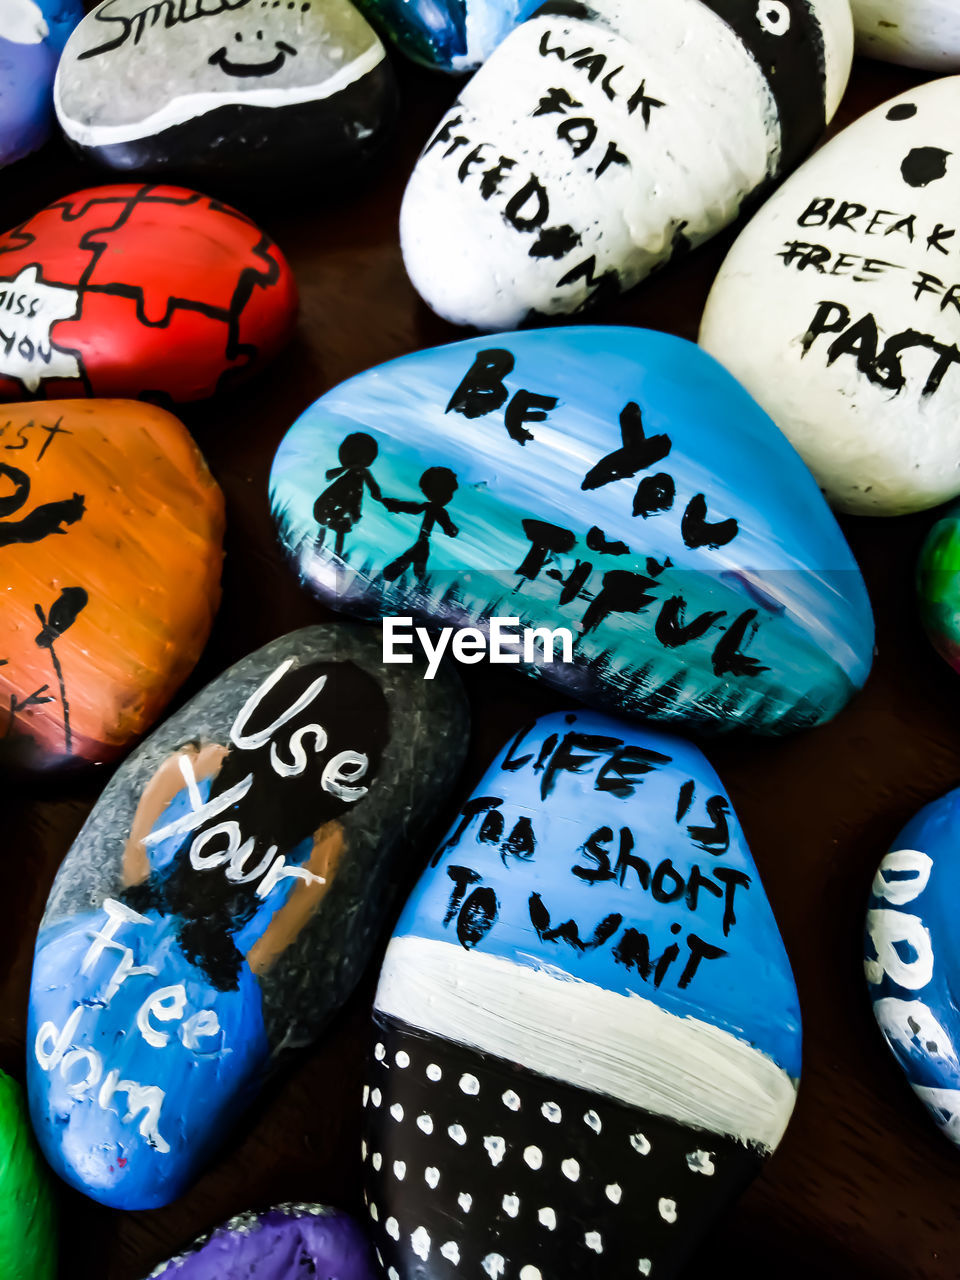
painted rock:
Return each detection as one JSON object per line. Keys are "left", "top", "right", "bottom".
{"left": 365, "top": 710, "right": 802, "bottom": 1279}
{"left": 701, "top": 79, "right": 960, "bottom": 516}
{"left": 0, "top": 184, "right": 298, "bottom": 403}
{"left": 850, "top": 1, "right": 960, "bottom": 70}
{"left": 0, "top": 0, "right": 83, "bottom": 167}
{"left": 399, "top": 0, "right": 853, "bottom": 329}
{"left": 270, "top": 327, "right": 874, "bottom": 735}
{"left": 865, "top": 787, "right": 960, "bottom": 1146}
{"left": 146, "top": 1203, "right": 378, "bottom": 1278}
{"left": 355, "top": 0, "right": 539, "bottom": 72}
{"left": 918, "top": 502, "right": 960, "bottom": 674}
{"left": 27, "top": 625, "right": 468, "bottom": 1209}
{"left": 0, "top": 1070, "right": 57, "bottom": 1280}
{"left": 55, "top": 0, "right": 397, "bottom": 184}
{"left": 0, "top": 399, "right": 223, "bottom": 771}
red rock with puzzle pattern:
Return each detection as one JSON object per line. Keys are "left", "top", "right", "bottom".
{"left": 0, "top": 184, "right": 298, "bottom": 404}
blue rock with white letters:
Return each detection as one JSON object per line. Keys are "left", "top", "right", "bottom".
{"left": 26, "top": 625, "right": 467, "bottom": 1210}
{"left": 865, "top": 788, "right": 960, "bottom": 1146}
{"left": 0, "top": 0, "right": 83, "bottom": 166}
{"left": 270, "top": 326, "right": 874, "bottom": 736}
{"left": 365, "top": 709, "right": 802, "bottom": 1279}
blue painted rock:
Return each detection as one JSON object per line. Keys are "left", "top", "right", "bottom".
{"left": 851, "top": 1, "right": 960, "bottom": 69}
{"left": 146, "top": 1204, "right": 378, "bottom": 1279}
{"left": 865, "top": 788, "right": 960, "bottom": 1145}
{"left": 27, "top": 625, "right": 468, "bottom": 1209}
{"left": 701, "top": 79, "right": 960, "bottom": 516}
{"left": 0, "top": 0, "right": 83, "bottom": 167}
{"left": 270, "top": 327, "right": 874, "bottom": 736}
{"left": 355, "top": 0, "right": 539, "bottom": 71}
{"left": 54, "top": 0, "right": 397, "bottom": 184}
{"left": 364, "top": 710, "right": 802, "bottom": 1279}
{"left": 399, "top": 0, "right": 853, "bottom": 329}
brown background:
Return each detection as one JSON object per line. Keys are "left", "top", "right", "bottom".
{"left": 1, "top": 40, "right": 957, "bottom": 1280}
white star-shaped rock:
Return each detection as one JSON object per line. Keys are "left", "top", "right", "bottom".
{"left": 0, "top": 265, "right": 80, "bottom": 392}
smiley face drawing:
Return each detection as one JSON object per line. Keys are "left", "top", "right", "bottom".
{"left": 54, "top": 0, "right": 393, "bottom": 175}
{"left": 209, "top": 7, "right": 305, "bottom": 80}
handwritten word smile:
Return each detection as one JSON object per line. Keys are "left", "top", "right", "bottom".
{"left": 79, "top": 0, "right": 253, "bottom": 60}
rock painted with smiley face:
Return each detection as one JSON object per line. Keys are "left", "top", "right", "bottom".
{"left": 399, "top": 0, "right": 853, "bottom": 329}
{"left": 364, "top": 711, "right": 802, "bottom": 1280}
{"left": 701, "top": 79, "right": 960, "bottom": 516}
{"left": 27, "top": 625, "right": 468, "bottom": 1209}
{"left": 54, "top": 0, "right": 396, "bottom": 184}
{"left": 850, "top": 1, "right": 960, "bottom": 70}
{"left": 0, "top": 0, "right": 84, "bottom": 167}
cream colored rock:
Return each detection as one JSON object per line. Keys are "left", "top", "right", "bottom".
{"left": 400, "top": 0, "right": 853, "bottom": 330}
{"left": 700, "top": 78, "right": 960, "bottom": 516}
{"left": 851, "top": 0, "right": 960, "bottom": 70}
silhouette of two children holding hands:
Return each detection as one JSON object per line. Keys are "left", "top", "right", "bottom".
{"left": 313, "top": 432, "right": 458, "bottom": 581}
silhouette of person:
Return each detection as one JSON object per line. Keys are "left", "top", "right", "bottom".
{"left": 313, "top": 433, "right": 383, "bottom": 558}
{"left": 382, "top": 467, "right": 459, "bottom": 582}
{"left": 0, "top": 461, "right": 85, "bottom": 548}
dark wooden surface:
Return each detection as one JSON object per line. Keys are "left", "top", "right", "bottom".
{"left": 2, "top": 45, "right": 958, "bottom": 1280}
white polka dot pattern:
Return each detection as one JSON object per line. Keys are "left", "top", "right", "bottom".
{"left": 364, "top": 1016, "right": 762, "bottom": 1279}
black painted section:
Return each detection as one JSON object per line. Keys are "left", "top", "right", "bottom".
{"left": 700, "top": 0, "right": 828, "bottom": 175}
{"left": 364, "top": 1013, "right": 765, "bottom": 1279}
{"left": 71, "top": 63, "right": 399, "bottom": 187}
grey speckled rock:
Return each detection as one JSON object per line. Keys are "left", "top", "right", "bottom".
{"left": 27, "top": 625, "right": 468, "bottom": 1210}
{"left": 54, "top": 0, "right": 398, "bottom": 184}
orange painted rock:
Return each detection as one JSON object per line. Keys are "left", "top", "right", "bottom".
{"left": 0, "top": 184, "right": 298, "bottom": 403}
{"left": 0, "top": 399, "right": 224, "bottom": 769}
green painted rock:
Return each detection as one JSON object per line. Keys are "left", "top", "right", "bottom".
{"left": 918, "top": 501, "right": 960, "bottom": 673}
{"left": 0, "top": 1070, "right": 57, "bottom": 1280}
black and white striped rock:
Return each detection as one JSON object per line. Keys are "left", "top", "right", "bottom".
{"left": 850, "top": 1, "right": 960, "bottom": 69}
{"left": 363, "top": 711, "right": 802, "bottom": 1279}
{"left": 54, "top": 0, "right": 397, "bottom": 184}
{"left": 700, "top": 78, "right": 960, "bottom": 515}
{"left": 399, "top": 0, "right": 853, "bottom": 329}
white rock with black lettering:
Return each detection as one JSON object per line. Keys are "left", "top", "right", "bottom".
{"left": 850, "top": 0, "right": 960, "bottom": 70}
{"left": 701, "top": 78, "right": 960, "bottom": 516}
{"left": 400, "top": 0, "right": 852, "bottom": 329}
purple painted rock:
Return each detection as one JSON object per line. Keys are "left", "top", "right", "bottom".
{"left": 0, "top": 0, "right": 84, "bottom": 167}
{"left": 146, "top": 1203, "right": 378, "bottom": 1279}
